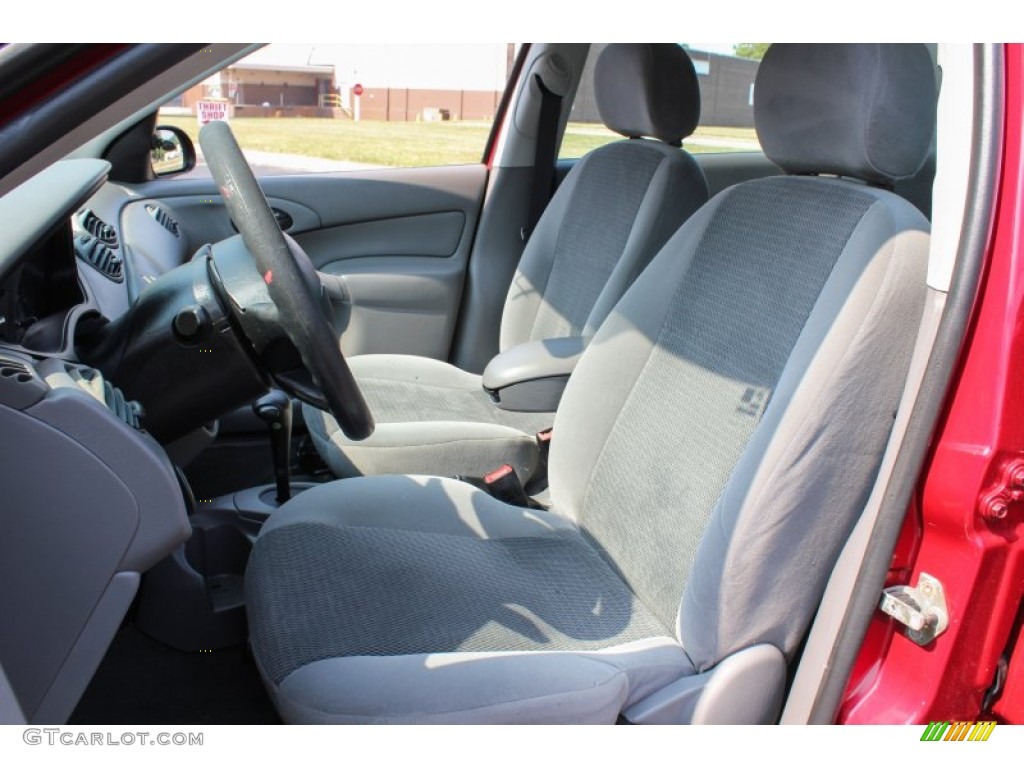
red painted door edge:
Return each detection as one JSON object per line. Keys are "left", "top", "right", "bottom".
{"left": 0, "top": 44, "right": 130, "bottom": 125}
{"left": 840, "top": 43, "right": 1024, "bottom": 724}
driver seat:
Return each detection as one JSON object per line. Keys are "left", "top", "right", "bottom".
{"left": 304, "top": 43, "right": 709, "bottom": 482}
{"left": 246, "top": 44, "right": 936, "bottom": 724}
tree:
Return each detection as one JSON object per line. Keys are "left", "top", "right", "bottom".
{"left": 734, "top": 43, "right": 771, "bottom": 61}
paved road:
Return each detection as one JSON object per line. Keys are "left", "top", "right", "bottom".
{"left": 186, "top": 148, "right": 381, "bottom": 179}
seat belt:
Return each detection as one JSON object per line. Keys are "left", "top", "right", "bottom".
{"left": 522, "top": 73, "right": 563, "bottom": 242}
{"left": 455, "top": 428, "right": 553, "bottom": 508}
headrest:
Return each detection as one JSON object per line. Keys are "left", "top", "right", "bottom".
{"left": 594, "top": 44, "right": 701, "bottom": 145}
{"left": 755, "top": 44, "right": 937, "bottom": 185}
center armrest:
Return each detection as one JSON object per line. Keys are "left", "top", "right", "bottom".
{"left": 482, "top": 336, "right": 588, "bottom": 412}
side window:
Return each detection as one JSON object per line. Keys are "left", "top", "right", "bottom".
{"left": 158, "top": 44, "right": 517, "bottom": 177}
{"left": 559, "top": 43, "right": 764, "bottom": 159}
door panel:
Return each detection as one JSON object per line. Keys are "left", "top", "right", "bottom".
{"left": 296, "top": 212, "right": 465, "bottom": 265}
{"left": 134, "top": 163, "right": 488, "bottom": 360}
{"left": 155, "top": 194, "right": 321, "bottom": 248}
{"left": 259, "top": 166, "right": 485, "bottom": 229}
{"left": 324, "top": 257, "right": 465, "bottom": 360}
{"left": 296, "top": 211, "right": 470, "bottom": 358}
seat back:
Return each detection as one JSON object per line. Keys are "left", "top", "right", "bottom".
{"left": 549, "top": 44, "right": 937, "bottom": 671}
{"left": 499, "top": 43, "right": 708, "bottom": 350}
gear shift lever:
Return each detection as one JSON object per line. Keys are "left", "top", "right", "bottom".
{"left": 252, "top": 390, "right": 293, "bottom": 504}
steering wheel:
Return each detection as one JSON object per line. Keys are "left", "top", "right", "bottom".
{"left": 198, "top": 120, "right": 374, "bottom": 440}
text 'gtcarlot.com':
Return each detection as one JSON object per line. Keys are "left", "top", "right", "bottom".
{"left": 23, "top": 729, "right": 203, "bottom": 746}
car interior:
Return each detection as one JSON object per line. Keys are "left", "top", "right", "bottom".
{"left": 0, "top": 42, "right": 983, "bottom": 724}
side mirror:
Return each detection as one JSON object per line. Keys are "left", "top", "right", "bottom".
{"left": 150, "top": 126, "right": 196, "bottom": 177}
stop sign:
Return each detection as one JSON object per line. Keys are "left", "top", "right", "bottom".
{"left": 353, "top": 83, "right": 364, "bottom": 97}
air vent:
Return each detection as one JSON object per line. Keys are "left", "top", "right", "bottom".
{"left": 78, "top": 209, "right": 119, "bottom": 247}
{"left": 0, "top": 356, "right": 32, "bottom": 381}
{"left": 145, "top": 204, "right": 180, "bottom": 237}
{"left": 75, "top": 233, "right": 124, "bottom": 283}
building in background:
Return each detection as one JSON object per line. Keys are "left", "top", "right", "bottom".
{"left": 164, "top": 43, "right": 760, "bottom": 127}
{"left": 163, "top": 44, "right": 515, "bottom": 122}
{"left": 168, "top": 61, "right": 337, "bottom": 118}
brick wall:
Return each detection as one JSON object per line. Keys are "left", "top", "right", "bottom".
{"left": 357, "top": 88, "right": 501, "bottom": 121}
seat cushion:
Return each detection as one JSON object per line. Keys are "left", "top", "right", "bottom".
{"left": 304, "top": 354, "right": 555, "bottom": 480}
{"left": 247, "top": 476, "right": 692, "bottom": 723}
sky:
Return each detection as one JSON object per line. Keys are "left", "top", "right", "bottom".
{"left": 13, "top": 0, "right": 1020, "bottom": 42}
{"left": 238, "top": 44, "right": 514, "bottom": 91}
{"left": 231, "top": 42, "right": 742, "bottom": 91}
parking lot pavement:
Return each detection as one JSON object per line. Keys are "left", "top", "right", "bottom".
{"left": 187, "top": 148, "right": 381, "bottom": 178}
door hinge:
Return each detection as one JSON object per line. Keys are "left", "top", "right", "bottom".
{"left": 978, "top": 458, "right": 1024, "bottom": 520}
{"left": 879, "top": 572, "right": 949, "bottom": 646}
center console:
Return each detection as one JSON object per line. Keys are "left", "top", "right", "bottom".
{"left": 134, "top": 480, "right": 317, "bottom": 653}
{"left": 134, "top": 390, "right": 317, "bottom": 652}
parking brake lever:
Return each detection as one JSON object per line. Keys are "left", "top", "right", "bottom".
{"left": 252, "top": 389, "right": 293, "bottom": 504}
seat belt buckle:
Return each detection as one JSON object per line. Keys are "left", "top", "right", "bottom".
{"left": 536, "top": 428, "right": 553, "bottom": 464}
{"left": 482, "top": 463, "right": 531, "bottom": 507}
{"left": 528, "top": 428, "right": 553, "bottom": 487}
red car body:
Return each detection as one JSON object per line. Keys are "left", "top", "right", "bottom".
{"left": 842, "top": 43, "right": 1024, "bottom": 724}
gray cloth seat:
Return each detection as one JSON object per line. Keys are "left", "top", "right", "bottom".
{"left": 248, "top": 475, "right": 692, "bottom": 724}
{"left": 305, "top": 43, "right": 709, "bottom": 482}
{"left": 306, "top": 355, "right": 555, "bottom": 479}
{"left": 249, "top": 44, "right": 937, "bottom": 724}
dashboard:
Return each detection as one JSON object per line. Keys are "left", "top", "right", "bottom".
{"left": 0, "top": 218, "right": 83, "bottom": 350}
{"left": 0, "top": 159, "right": 190, "bottom": 358}
{"left": 0, "top": 158, "right": 192, "bottom": 722}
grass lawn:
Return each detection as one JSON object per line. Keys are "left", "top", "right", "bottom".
{"left": 159, "top": 114, "right": 759, "bottom": 169}
{"left": 561, "top": 124, "right": 759, "bottom": 157}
